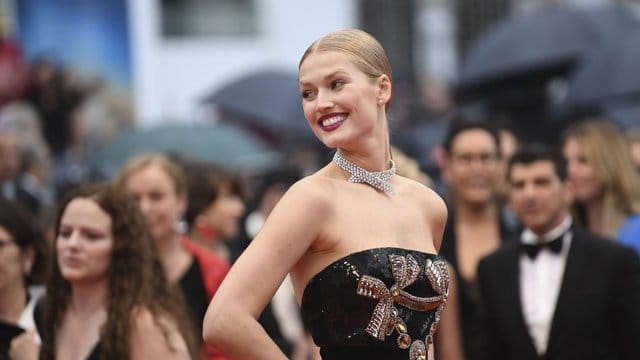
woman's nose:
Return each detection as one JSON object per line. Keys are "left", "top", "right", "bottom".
{"left": 316, "top": 90, "right": 334, "bottom": 111}
{"left": 64, "top": 231, "right": 82, "bottom": 248}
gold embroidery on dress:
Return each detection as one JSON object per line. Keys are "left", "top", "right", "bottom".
{"left": 356, "top": 254, "right": 449, "bottom": 360}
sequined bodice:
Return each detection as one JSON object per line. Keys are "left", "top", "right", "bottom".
{"left": 301, "top": 248, "right": 449, "bottom": 360}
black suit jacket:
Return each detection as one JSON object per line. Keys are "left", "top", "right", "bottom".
{"left": 478, "top": 226, "right": 640, "bottom": 360}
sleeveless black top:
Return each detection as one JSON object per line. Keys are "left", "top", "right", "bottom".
{"left": 301, "top": 248, "right": 449, "bottom": 360}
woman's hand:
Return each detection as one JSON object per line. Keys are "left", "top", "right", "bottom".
{"left": 9, "top": 330, "right": 40, "bottom": 360}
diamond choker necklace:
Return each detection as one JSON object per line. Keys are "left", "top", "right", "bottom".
{"left": 333, "top": 151, "right": 396, "bottom": 195}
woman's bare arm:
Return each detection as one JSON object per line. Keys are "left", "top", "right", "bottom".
{"left": 203, "top": 178, "right": 330, "bottom": 359}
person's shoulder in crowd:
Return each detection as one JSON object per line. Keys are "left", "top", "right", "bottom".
{"left": 182, "top": 237, "right": 230, "bottom": 297}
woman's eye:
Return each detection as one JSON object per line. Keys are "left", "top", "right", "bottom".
{"left": 301, "top": 90, "right": 315, "bottom": 100}
{"left": 59, "top": 229, "right": 72, "bottom": 238}
{"left": 578, "top": 155, "right": 589, "bottom": 165}
{"left": 149, "top": 192, "right": 164, "bottom": 202}
{"left": 331, "top": 80, "right": 345, "bottom": 89}
{"left": 85, "top": 232, "right": 104, "bottom": 241}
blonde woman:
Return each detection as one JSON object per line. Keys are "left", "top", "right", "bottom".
{"left": 204, "top": 29, "right": 449, "bottom": 359}
{"left": 561, "top": 119, "right": 640, "bottom": 254}
{"left": 115, "top": 154, "right": 230, "bottom": 359}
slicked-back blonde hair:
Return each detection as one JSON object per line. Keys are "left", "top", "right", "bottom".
{"left": 299, "top": 28, "right": 393, "bottom": 110}
{"left": 562, "top": 119, "right": 640, "bottom": 236}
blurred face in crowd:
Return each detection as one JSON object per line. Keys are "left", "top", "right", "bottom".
{"left": 0, "top": 225, "right": 33, "bottom": 294}
{"left": 202, "top": 183, "right": 246, "bottom": 240}
{"left": 629, "top": 138, "right": 640, "bottom": 170}
{"left": 0, "top": 132, "right": 21, "bottom": 181}
{"left": 445, "top": 129, "right": 500, "bottom": 206}
{"left": 508, "top": 160, "right": 571, "bottom": 236}
{"left": 562, "top": 137, "right": 604, "bottom": 204}
{"left": 122, "top": 164, "right": 185, "bottom": 243}
{"left": 57, "top": 198, "right": 113, "bottom": 284}
{"left": 499, "top": 129, "right": 518, "bottom": 164}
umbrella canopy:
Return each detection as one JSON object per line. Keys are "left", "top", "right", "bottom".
{"left": 549, "top": 5, "right": 640, "bottom": 126}
{"left": 457, "top": 4, "right": 638, "bottom": 95}
{"left": 561, "top": 26, "right": 640, "bottom": 108}
{"left": 203, "top": 69, "right": 317, "bottom": 144}
{"left": 91, "top": 123, "right": 283, "bottom": 178}
{"left": 602, "top": 101, "right": 640, "bottom": 130}
{"left": 458, "top": 5, "right": 599, "bottom": 89}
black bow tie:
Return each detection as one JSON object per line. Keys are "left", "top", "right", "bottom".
{"left": 521, "top": 235, "right": 564, "bottom": 259}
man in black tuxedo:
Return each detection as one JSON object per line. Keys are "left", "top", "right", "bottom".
{"left": 478, "top": 144, "right": 640, "bottom": 360}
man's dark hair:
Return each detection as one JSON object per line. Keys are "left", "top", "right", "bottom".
{"left": 507, "top": 143, "right": 567, "bottom": 181}
{"left": 442, "top": 114, "right": 501, "bottom": 154}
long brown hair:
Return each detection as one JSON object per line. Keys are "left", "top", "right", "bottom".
{"left": 40, "top": 183, "right": 197, "bottom": 359}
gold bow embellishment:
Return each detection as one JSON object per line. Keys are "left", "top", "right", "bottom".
{"left": 356, "top": 254, "right": 448, "bottom": 341}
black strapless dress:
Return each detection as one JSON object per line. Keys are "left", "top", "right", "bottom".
{"left": 301, "top": 248, "right": 449, "bottom": 360}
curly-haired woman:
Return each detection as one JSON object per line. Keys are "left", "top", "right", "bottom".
{"left": 20, "top": 183, "right": 197, "bottom": 359}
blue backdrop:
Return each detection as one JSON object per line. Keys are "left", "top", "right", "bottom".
{"left": 16, "top": 0, "right": 132, "bottom": 88}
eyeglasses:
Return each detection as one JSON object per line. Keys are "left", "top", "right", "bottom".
{"left": 451, "top": 152, "right": 499, "bottom": 166}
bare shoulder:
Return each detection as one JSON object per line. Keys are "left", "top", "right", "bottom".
{"left": 130, "top": 307, "right": 190, "bottom": 360}
{"left": 397, "top": 176, "right": 447, "bottom": 219}
{"left": 397, "top": 176, "right": 448, "bottom": 250}
{"left": 276, "top": 173, "right": 336, "bottom": 216}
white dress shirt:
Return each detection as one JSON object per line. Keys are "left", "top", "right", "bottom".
{"left": 17, "top": 286, "right": 45, "bottom": 343}
{"left": 519, "top": 216, "right": 573, "bottom": 355}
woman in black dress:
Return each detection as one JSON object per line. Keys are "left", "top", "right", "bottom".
{"left": 204, "top": 29, "right": 450, "bottom": 360}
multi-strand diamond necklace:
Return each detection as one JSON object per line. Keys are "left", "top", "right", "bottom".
{"left": 333, "top": 150, "right": 396, "bottom": 195}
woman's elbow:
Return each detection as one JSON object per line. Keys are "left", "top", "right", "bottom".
{"left": 203, "top": 305, "right": 224, "bottom": 346}
{"left": 202, "top": 299, "right": 237, "bottom": 347}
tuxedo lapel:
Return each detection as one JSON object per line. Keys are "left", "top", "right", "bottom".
{"left": 503, "top": 243, "right": 540, "bottom": 355}
{"left": 545, "top": 228, "right": 589, "bottom": 356}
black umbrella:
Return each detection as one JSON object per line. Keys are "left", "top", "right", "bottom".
{"left": 602, "top": 101, "right": 640, "bottom": 130}
{"left": 203, "top": 69, "right": 317, "bottom": 143}
{"left": 549, "top": 5, "right": 640, "bottom": 127}
{"left": 560, "top": 25, "right": 640, "bottom": 108}
{"left": 454, "top": 3, "right": 639, "bottom": 142}
{"left": 91, "top": 123, "right": 283, "bottom": 178}
{"left": 457, "top": 4, "right": 640, "bottom": 97}
{"left": 458, "top": 5, "right": 599, "bottom": 89}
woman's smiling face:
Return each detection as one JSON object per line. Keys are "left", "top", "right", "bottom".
{"left": 563, "top": 136, "right": 604, "bottom": 203}
{"left": 299, "top": 51, "right": 386, "bottom": 149}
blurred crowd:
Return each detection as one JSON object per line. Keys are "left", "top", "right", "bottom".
{"left": 2, "top": 13, "right": 640, "bottom": 360}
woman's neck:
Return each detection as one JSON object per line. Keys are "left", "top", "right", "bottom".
{"left": 156, "top": 232, "right": 191, "bottom": 283}
{"left": 456, "top": 200, "right": 499, "bottom": 224}
{"left": 338, "top": 117, "right": 391, "bottom": 171}
{"left": 584, "top": 197, "right": 605, "bottom": 235}
{"left": 69, "top": 279, "right": 108, "bottom": 315}
{"left": 0, "top": 281, "right": 28, "bottom": 323}
{"left": 155, "top": 232, "right": 184, "bottom": 256}
{"left": 337, "top": 145, "right": 391, "bottom": 172}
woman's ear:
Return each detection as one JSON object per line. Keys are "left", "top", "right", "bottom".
{"left": 22, "top": 246, "right": 36, "bottom": 275}
{"left": 377, "top": 74, "right": 392, "bottom": 104}
{"left": 177, "top": 194, "right": 187, "bottom": 218}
